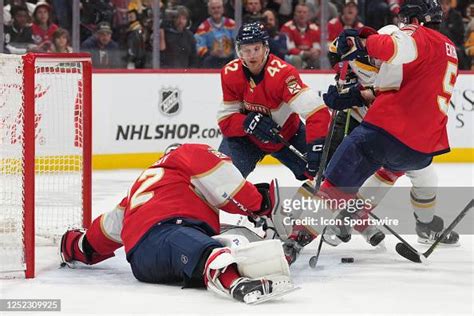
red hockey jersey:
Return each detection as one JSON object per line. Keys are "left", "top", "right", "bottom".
{"left": 364, "top": 25, "right": 459, "bottom": 155}
{"left": 327, "top": 17, "right": 364, "bottom": 41}
{"left": 113, "top": 144, "right": 265, "bottom": 253}
{"left": 217, "top": 54, "right": 329, "bottom": 152}
{"left": 280, "top": 21, "right": 321, "bottom": 55}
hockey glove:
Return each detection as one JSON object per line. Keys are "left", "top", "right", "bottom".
{"left": 336, "top": 29, "right": 367, "bottom": 61}
{"left": 243, "top": 112, "right": 281, "bottom": 144}
{"left": 306, "top": 138, "right": 324, "bottom": 179}
{"left": 323, "top": 85, "right": 365, "bottom": 110}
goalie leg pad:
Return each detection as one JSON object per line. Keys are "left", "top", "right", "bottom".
{"left": 233, "top": 239, "right": 290, "bottom": 279}
{"left": 212, "top": 233, "right": 250, "bottom": 249}
{"left": 204, "top": 241, "right": 295, "bottom": 303}
{"left": 219, "top": 225, "right": 264, "bottom": 243}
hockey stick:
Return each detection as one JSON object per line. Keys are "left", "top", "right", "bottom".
{"left": 270, "top": 108, "right": 339, "bottom": 267}
{"left": 222, "top": 179, "right": 281, "bottom": 233}
{"left": 314, "top": 59, "right": 349, "bottom": 192}
{"left": 222, "top": 192, "right": 268, "bottom": 229}
{"left": 308, "top": 110, "right": 339, "bottom": 268}
{"left": 396, "top": 199, "right": 473, "bottom": 263}
{"left": 368, "top": 212, "right": 419, "bottom": 254}
{"left": 308, "top": 61, "right": 349, "bottom": 268}
{"left": 270, "top": 129, "right": 307, "bottom": 163}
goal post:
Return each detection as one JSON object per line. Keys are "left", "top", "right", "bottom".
{"left": 0, "top": 53, "right": 92, "bottom": 278}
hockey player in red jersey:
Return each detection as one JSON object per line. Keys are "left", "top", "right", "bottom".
{"left": 317, "top": 25, "right": 459, "bottom": 248}
{"left": 275, "top": 0, "right": 460, "bottom": 261}
{"left": 217, "top": 22, "right": 330, "bottom": 181}
{"left": 60, "top": 143, "right": 295, "bottom": 304}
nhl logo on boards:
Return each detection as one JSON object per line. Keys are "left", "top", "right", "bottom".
{"left": 159, "top": 87, "right": 181, "bottom": 116}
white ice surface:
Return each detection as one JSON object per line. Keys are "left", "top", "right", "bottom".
{"left": 1, "top": 164, "right": 473, "bottom": 315}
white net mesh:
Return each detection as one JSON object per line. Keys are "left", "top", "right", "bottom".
{"left": 0, "top": 55, "right": 25, "bottom": 273}
{"left": 0, "top": 54, "right": 87, "bottom": 275}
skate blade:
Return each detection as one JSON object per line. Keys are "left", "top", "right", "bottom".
{"left": 417, "top": 237, "right": 460, "bottom": 247}
{"left": 247, "top": 286, "right": 300, "bottom": 305}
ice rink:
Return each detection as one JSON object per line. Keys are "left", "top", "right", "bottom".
{"left": 1, "top": 163, "right": 473, "bottom": 315}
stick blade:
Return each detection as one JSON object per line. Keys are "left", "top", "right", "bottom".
{"left": 395, "top": 242, "right": 422, "bottom": 263}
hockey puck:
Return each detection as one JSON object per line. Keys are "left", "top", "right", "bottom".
{"left": 341, "top": 257, "right": 354, "bottom": 263}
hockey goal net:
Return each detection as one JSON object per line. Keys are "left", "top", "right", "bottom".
{"left": 0, "top": 53, "right": 92, "bottom": 278}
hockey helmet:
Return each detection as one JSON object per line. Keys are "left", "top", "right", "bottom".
{"left": 235, "top": 22, "right": 270, "bottom": 48}
{"left": 399, "top": 0, "right": 443, "bottom": 25}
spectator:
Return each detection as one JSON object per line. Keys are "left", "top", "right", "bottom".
{"left": 80, "top": 0, "right": 116, "bottom": 42}
{"left": 266, "top": 0, "right": 293, "bottom": 26}
{"left": 439, "top": 0, "right": 470, "bottom": 69}
{"left": 51, "top": 0, "right": 72, "bottom": 31}
{"left": 125, "top": 9, "right": 149, "bottom": 69}
{"left": 161, "top": 6, "right": 198, "bottom": 68}
{"left": 262, "top": 8, "right": 289, "bottom": 60}
{"left": 31, "top": 2, "right": 58, "bottom": 52}
{"left": 194, "top": 0, "right": 236, "bottom": 68}
{"left": 327, "top": 0, "right": 363, "bottom": 41}
{"left": 280, "top": 3, "right": 321, "bottom": 69}
{"left": 243, "top": 0, "right": 264, "bottom": 23}
{"left": 176, "top": 0, "right": 210, "bottom": 32}
{"left": 49, "top": 28, "right": 73, "bottom": 53}
{"left": 4, "top": 5, "right": 34, "bottom": 54}
{"left": 457, "top": 0, "right": 472, "bottom": 20}
{"left": 3, "top": 0, "right": 35, "bottom": 26}
{"left": 111, "top": 0, "right": 130, "bottom": 28}
{"left": 81, "top": 21, "right": 122, "bottom": 68}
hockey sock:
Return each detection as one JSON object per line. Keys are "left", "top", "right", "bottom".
{"left": 355, "top": 168, "right": 404, "bottom": 232}
{"left": 212, "top": 264, "right": 241, "bottom": 289}
{"left": 411, "top": 190, "right": 436, "bottom": 224}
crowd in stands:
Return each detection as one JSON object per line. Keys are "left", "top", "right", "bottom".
{"left": 3, "top": 0, "right": 474, "bottom": 69}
